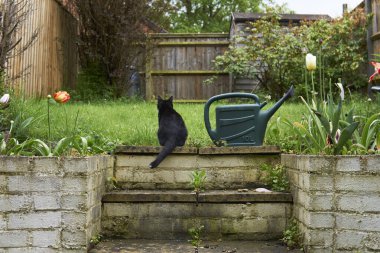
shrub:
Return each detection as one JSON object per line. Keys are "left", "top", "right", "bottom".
{"left": 212, "top": 7, "right": 369, "bottom": 98}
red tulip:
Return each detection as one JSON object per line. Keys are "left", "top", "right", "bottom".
{"left": 53, "top": 91, "right": 70, "bottom": 103}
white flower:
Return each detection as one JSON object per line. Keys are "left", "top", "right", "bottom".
{"left": 335, "top": 83, "right": 344, "bottom": 101}
{"left": 0, "top": 94, "right": 10, "bottom": 104}
{"left": 306, "top": 53, "right": 317, "bottom": 71}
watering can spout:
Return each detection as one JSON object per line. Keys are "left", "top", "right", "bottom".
{"left": 263, "top": 85, "right": 294, "bottom": 120}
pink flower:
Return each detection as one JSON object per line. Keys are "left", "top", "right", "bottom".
{"left": 53, "top": 91, "right": 70, "bottom": 103}
{"left": 369, "top": 62, "right": 380, "bottom": 82}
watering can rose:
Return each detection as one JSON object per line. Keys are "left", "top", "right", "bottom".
{"left": 53, "top": 91, "right": 70, "bottom": 103}
{"left": 306, "top": 53, "right": 316, "bottom": 71}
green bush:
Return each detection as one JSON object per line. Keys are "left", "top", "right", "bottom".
{"left": 212, "top": 7, "right": 368, "bottom": 98}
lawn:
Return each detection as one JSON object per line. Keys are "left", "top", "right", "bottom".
{"left": 6, "top": 95, "right": 378, "bottom": 150}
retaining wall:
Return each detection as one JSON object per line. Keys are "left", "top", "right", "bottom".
{"left": 282, "top": 154, "right": 380, "bottom": 253}
{"left": 0, "top": 155, "right": 114, "bottom": 252}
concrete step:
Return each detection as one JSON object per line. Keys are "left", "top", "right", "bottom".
{"left": 101, "top": 189, "right": 292, "bottom": 241}
{"left": 114, "top": 146, "right": 281, "bottom": 190}
{"left": 89, "top": 239, "right": 303, "bottom": 253}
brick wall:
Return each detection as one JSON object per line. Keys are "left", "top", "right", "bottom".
{"left": 0, "top": 155, "right": 113, "bottom": 252}
{"left": 282, "top": 154, "right": 380, "bottom": 253}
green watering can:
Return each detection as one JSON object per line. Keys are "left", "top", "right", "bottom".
{"left": 204, "top": 86, "right": 294, "bottom": 146}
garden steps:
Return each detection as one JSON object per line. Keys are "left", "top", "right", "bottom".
{"left": 101, "top": 146, "right": 291, "bottom": 242}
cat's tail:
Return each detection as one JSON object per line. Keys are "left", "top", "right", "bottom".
{"left": 149, "top": 140, "right": 176, "bottom": 169}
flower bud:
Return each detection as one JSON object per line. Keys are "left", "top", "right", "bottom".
{"left": 306, "top": 53, "right": 317, "bottom": 71}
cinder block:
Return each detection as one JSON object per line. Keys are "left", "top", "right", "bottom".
{"left": 299, "top": 156, "right": 333, "bottom": 172}
{"left": 304, "top": 212, "right": 334, "bottom": 229}
{"left": 0, "top": 156, "right": 30, "bottom": 173}
{"left": 0, "top": 231, "right": 28, "bottom": 247}
{"left": 0, "top": 175, "right": 7, "bottom": 193}
{"left": 336, "top": 175, "right": 380, "bottom": 192}
{"left": 63, "top": 177, "right": 88, "bottom": 193}
{"left": 306, "top": 193, "right": 334, "bottom": 211}
{"left": 365, "top": 156, "right": 380, "bottom": 172}
{"left": 8, "top": 211, "right": 61, "bottom": 229}
{"left": 0, "top": 214, "right": 6, "bottom": 230}
{"left": 33, "top": 194, "right": 60, "bottom": 210}
{"left": 0, "top": 195, "right": 31, "bottom": 212}
{"left": 337, "top": 194, "right": 380, "bottom": 213}
{"left": 62, "top": 230, "right": 87, "bottom": 248}
{"left": 305, "top": 229, "right": 333, "bottom": 247}
{"left": 32, "top": 230, "right": 60, "bottom": 248}
{"left": 32, "top": 157, "right": 60, "bottom": 174}
{"left": 62, "top": 158, "right": 90, "bottom": 174}
{"left": 62, "top": 212, "right": 88, "bottom": 231}
{"left": 303, "top": 174, "right": 334, "bottom": 191}
{"left": 336, "top": 157, "right": 361, "bottom": 172}
{"left": 336, "top": 213, "right": 380, "bottom": 232}
{"left": 7, "top": 248, "right": 58, "bottom": 253}
{"left": 365, "top": 233, "right": 380, "bottom": 250}
{"left": 221, "top": 218, "right": 268, "bottom": 233}
{"left": 8, "top": 176, "right": 62, "bottom": 192}
{"left": 335, "top": 230, "right": 366, "bottom": 250}
{"left": 61, "top": 194, "right": 89, "bottom": 211}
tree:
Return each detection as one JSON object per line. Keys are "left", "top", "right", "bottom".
{"left": 72, "top": 0, "right": 170, "bottom": 97}
{"left": 169, "top": 0, "right": 262, "bottom": 33}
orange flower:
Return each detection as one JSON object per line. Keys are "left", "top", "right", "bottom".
{"left": 53, "top": 91, "right": 70, "bottom": 103}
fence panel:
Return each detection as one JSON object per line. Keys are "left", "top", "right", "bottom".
{"left": 145, "top": 34, "right": 230, "bottom": 100}
{"left": 7, "top": 0, "right": 77, "bottom": 97}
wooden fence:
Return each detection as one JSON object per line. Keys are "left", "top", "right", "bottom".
{"left": 7, "top": 0, "right": 77, "bottom": 97}
{"left": 145, "top": 33, "right": 230, "bottom": 100}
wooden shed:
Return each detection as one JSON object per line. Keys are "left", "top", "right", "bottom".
{"left": 229, "top": 13, "right": 332, "bottom": 93}
{"left": 6, "top": 0, "right": 78, "bottom": 97}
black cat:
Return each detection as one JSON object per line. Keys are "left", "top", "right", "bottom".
{"left": 149, "top": 96, "right": 188, "bottom": 168}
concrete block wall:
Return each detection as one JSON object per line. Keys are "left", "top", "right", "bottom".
{"left": 282, "top": 154, "right": 380, "bottom": 253}
{"left": 0, "top": 155, "right": 113, "bottom": 252}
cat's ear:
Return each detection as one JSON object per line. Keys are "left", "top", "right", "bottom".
{"left": 158, "top": 96, "right": 163, "bottom": 101}
{"left": 169, "top": 96, "right": 173, "bottom": 103}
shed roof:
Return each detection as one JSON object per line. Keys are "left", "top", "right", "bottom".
{"left": 232, "top": 12, "right": 332, "bottom": 24}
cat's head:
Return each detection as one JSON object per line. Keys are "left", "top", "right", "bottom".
{"left": 157, "top": 96, "right": 173, "bottom": 110}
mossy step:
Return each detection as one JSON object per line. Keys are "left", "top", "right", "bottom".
{"left": 114, "top": 145, "right": 281, "bottom": 155}
{"left": 103, "top": 189, "right": 292, "bottom": 203}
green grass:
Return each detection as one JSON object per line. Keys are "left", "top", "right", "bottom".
{"left": 5, "top": 96, "right": 379, "bottom": 148}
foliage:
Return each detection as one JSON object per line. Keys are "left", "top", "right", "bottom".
{"left": 72, "top": 0, "right": 169, "bottom": 97}
{"left": 281, "top": 219, "right": 302, "bottom": 250}
{"left": 168, "top": 0, "right": 261, "bottom": 33}
{"left": 211, "top": 7, "right": 369, "bottom": 98}
{"left": 188, "top": 224, "right": 204, "bottom": 253}
{"left": 260, "top": 164, "right": 289, "bottom": 192}
{"left": 190, "top": 169, "right": 206, "bottom": 193}
{"left": 71, "top": 62, "right": 113, "bottom": 101}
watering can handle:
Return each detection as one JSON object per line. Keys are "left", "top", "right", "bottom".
{"left": 204, "top": 93, "right": 260, "bottom": 144}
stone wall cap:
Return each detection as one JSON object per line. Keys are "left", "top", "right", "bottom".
{"left": 103, "top": 189, "right": 292, "bottom": 203}
{"left": 115, "top": 145, "right": 280, "bottom": 155}
{"left": 199, "top": 146, "right": 280, "bottom": 155}
{"left": 115, "top": 146, "right": 198, "bottom": 154}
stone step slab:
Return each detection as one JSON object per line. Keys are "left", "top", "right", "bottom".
{"left": 101, "top": 189, "right": 292, "bottom": 241}
{"left": 114, "top": 146, "right": 281, "bottom": 190}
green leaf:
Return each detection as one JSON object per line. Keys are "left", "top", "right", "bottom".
{"left": 334, "top": 121, "right": 359, "bottom": 155}
{"left": 53, "top": 137, "right": 72, "bottom": 156}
